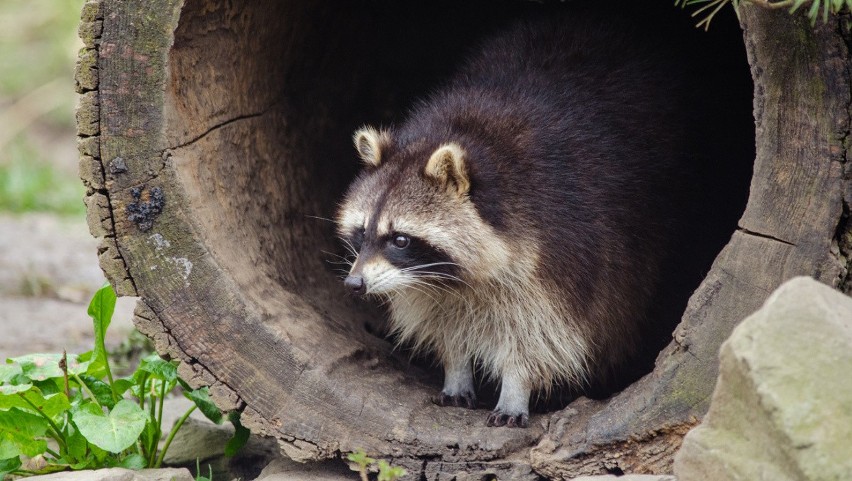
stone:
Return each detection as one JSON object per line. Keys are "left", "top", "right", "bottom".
{"left": 24, "top": 467, "right": 193, "bottom": 481}
{"left": 674, "top": 276, "right": 852, "bottom": 481}
{"left": 159, "top": 396, "right": 281, "bottom": 481}
{"left": 254, "top": 457, "right": 355, "bottom": 481}
{"left": 570, "top": 476, "right": 676, "bottom": 481}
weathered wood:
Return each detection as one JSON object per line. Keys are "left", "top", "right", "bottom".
{"left": 78, "top": 0, "right": 851, "bottom": 478}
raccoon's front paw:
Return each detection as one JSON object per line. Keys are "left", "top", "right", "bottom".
{"left": 432, "top": 391, "right": 477, "bottom": 409}
{"left": 486, "top": 409, "right": 529, "bottom": 428}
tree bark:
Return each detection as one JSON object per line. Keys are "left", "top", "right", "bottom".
{"left": 77, "top": 1, "right": 851, "bottom": 478}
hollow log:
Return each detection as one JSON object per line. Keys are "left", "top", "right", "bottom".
{"left": 77, "top": 0, "right": 851, "bottom": 478}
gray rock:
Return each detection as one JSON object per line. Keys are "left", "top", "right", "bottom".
{"left": 23, "top": 467, "right": 193, "bottom": 481}
{"left": 160, "top": 396, "right": 280, "bottom": 481}
{"left": 254, "top": 457, "right": 354, "bottom": 481}
{"left": 674, "top": 276, "right": 852, "bottom": 481}
{"left": 570, "top": 476, "right": 676, "bottom": 481}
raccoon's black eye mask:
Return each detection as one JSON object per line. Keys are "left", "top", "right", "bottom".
{"left": 349, "top": 227, "right": 365, "bottom": 252}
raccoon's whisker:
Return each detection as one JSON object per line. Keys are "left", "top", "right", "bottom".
{"left": 415, "top": 271, "right": 473, "bottom": 290}
{"left": 305, "top": 214, "right": 336, "bottom": 224}
{"left": 322, "top": 254, "right": 354, "bottom": 268}
{"left": 325, "top": 259, "right": 354, "bottom": 267}
{"left": 397, "top": 279, "right": 443, "bottom": 305}
{"left": 321, "top": 250, "right": 353, "bottom": 262}
{"left": 398, "top": 262, "right": 462, "bottom": 273}
{"left": 338, "top": 238, "right": 359, "bottom": 258}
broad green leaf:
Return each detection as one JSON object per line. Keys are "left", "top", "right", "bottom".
{"left": 64, "top": 423, "right": 89, "bottom": 465}
{"left": 87, "top": 285, "right": 116, "bottom": 375}
{"left": 112, "top": 378, "right": 134, "bottom": 398}
{"left": 79, "top": 375, "right": 116, "bottom": 409}
{"left": 119, "top": 453, "right": 147, "bottom": 469}
{"left": 185, "top": 387, "right": 222, "bottom": 424}
{"left": 0, "top": 456, "right": 22, "bottom": 478}
{"left": 2, "top": 391, "right": 70, "bottom": 422}
{"left": 225, "top": 411, "right": 249, "bottom": 457}
{"left": 9, "top": 354, "right": 62, "bottom": 381}
{"left": 137, "top": 354, "right": 178, "bottom": 382}
{"left": 0, "top": 408, "right": 49, "bottom": 458}
{"left": 9, "top": 353, "right": 91, "bottom": 382}
{"left": 0, "top": 383, "right": 32, "bottom": 395}
{"left": 140, "top": 417, "right": 159, "bottom": 457}
{"left": 0, "top": 363, "right": 22, "bottom": 384}
{"left": 72, "top": 399, "right": 148, "bottom": 453}
{"left": 32, "top": 379, "right": 61, "bottom": 396}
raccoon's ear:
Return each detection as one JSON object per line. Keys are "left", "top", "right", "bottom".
{"left": 353, "top": 126, "right": 390, "bottom": 167}
{"left": 425, "top": 143, "right": 470, "bottom": 196}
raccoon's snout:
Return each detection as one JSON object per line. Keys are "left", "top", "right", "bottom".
{"left": 344, "top": 275, "right": 366, "bottom": 296}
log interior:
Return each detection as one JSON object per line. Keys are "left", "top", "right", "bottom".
{"left": 100, "top": 0, "right": 761, "bottom": 468}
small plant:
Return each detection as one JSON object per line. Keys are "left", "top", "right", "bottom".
{"left": 194, "top": 459, "right": 214, "bottom": 481}
{"left": 347, "top": 450, "right": 407, "bottom": 481}
{"left": 0, "top": 285, "right": 249, "bottom": 479}
{"left": 676, "top": 0, "right": 852, "bottom": 30}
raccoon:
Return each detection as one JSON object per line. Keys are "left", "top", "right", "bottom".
{"left": 336, "top": 12, "right": 702, "bottom": 428}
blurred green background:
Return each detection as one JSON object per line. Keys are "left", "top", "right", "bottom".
{"left": 0, "top": 0, "right": 87, "bottom": 216}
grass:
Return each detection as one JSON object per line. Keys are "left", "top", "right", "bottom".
{"left": 0, "top": 0, "right": 87, "bottom": 217}
{"left": 0, "top": 137, "right": 85, "bottom": 216}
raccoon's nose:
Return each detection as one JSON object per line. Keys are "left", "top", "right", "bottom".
{"left": 344, "top": 275, "right": 366, "bottom": 295}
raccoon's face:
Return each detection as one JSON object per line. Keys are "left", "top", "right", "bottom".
{"left": 336, "top": 127, "right": 510, "bottom": 296}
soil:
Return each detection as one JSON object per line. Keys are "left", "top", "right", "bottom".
{"left": 0, "top": 212, "right": 136, "bottom": 360}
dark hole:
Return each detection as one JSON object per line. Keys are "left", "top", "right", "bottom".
{"left": 318, "top": 0, "right": 754, "bottom": 402}
{"left": 607, "top": 466, "right": 626, "bottom": 476}
{"left": 323, "top": 0, "right": 750, "bottom": 401}
{"left": 169, "top": 0, "right": 753, "bottom": 414}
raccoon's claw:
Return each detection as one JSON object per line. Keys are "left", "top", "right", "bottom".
{"left": 486, "top": 410, "right": 529, "bottom": 428}
{"left": 432, "top": 391, "right": 477, "bottom": 409}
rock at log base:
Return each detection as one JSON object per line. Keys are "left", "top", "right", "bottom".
{"left": 77, "top": 0, "right": 852, "bottom": 478}
{"left": 674, "top": 277, "right": 852, "bottom": 481}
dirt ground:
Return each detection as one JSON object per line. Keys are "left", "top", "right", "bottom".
{"left": 0, "top": 213, "right": 136, "bottom": 361}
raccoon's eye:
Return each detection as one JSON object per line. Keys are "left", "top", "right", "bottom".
{"left": 392, "top": 234, "right": 410, "bottom": 249}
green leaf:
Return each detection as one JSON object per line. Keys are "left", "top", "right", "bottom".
{"left": 347, "top": 450, "right": 375, "bottom": 469}
{"left": 0, "top": 362, "right": 22, "bottom": 384}
{"left": 72, "top": 399, "right": 148, "bottom": 453}
{"left": 137, "top": 354, "right": 178, "bottom": 382}
{"left": 112, "top": 378, "right": 135, "bottom": 398}
{"left": 225, "top": 411, "right": 249, "bottom": 457}
{"left": 0, "top": 383, "right": 32, "bottom": 395}
{"left": 64, "top": 423, "right": 90, "bottom": 465}
{"left": 2, "top": 391, "right": 71, "bottom": 422}
{"left": 78, "top": 375, "right": 117, "bottom": 409}
{"left": 9, "top": 354, "right": 62, "bottom": 381}
{"left": 32, "top": 379, "right": 61, "bottom": 396}
{"left": 0, "top": 408, "right": 49, "bottom": 458}
{"left": 185, "top": 387, "right": 222, "bottom": 424}
{"left": 9, "top": 353, "right": 91, "bottom": 382}
{"left": 0, "top": 456, "right": 22, "bottom": 478}
{"left": 88, "top": 285, "right": 117, "bottom": 376}
{"left": 377, "top": 460, "right": 407, "bottom": 481}
{"left": 119, "top": 453, "right": 147, "bottom": 469}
